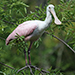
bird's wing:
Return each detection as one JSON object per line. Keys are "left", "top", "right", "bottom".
{"left": 6, "top": 21, "right": 37, "bottom": 45}
{"left": 14, "top": 21, "right": 37, "bottom": 37}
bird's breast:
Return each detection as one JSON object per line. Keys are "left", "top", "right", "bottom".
{"left": 28, "top": 28, "right": 43, "bottom": 41}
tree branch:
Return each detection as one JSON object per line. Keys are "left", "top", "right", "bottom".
{"left": 0, "top": 62, "right": 24, "bottom": 74}
{"left": 3, "top": 20, "right": 18, "bottom": 25}
{"left": 0, "top": 62, "right": 50, "bottom": 74}
{"left": 16, "top": 65, "right": 50, "bottom": 74}
{"left": 0, "top": 62, "right": 14, "bottom": 69}
{"left": 45, "top": 31, "right": 75, "bottom": 53}
{"left": 0, "top": 37, "right": 5, "bottom": 40}
{"left": 62, "top": 20, "right": 75, "bottom": 23}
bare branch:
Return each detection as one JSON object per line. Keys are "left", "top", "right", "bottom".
{"left": 45, "top": 31, "right": 75, "bottom": 53}
{"left": 31, "top": 65, "right": 50, "bottom": 74}
{"left": 0, "top": 62, "right": 50, "bottom": 74}
{"left": 62, "top": 20, "right": 75, "bottom": 23}
{"left": 0, "top": 37, "right": 5, "bottom": 40}
{"left": 3, "top": 20, "right": 18, "bottom": 25}
{"left": 16, "top": 64, "right": 50, "bottom": 74}
{"left": 0, "top": 62, "right": 24, "bottom": 74}
{"left": 0, "top": 62, "right": 14, "bottom": 69}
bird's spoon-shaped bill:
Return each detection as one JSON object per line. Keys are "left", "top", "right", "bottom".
{"left": 50, "top": 8, "right": 62, "bottom": 25}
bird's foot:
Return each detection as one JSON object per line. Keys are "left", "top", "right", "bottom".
{"left": 16, "top": 64, "right": 50, "bottom": 75}
{"left": 16, "top": 64, "right": 34, "bottom": 75}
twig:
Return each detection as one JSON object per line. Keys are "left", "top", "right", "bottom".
{"left": 16, "top": 65, "right": 28, "bottom": 73}
{"left": 0, "top": 37, "right": 5, "bottom": 40}
{"left": 62, "top": 20, "right": 75, "bottom": 23}
{"left": 30, "top": 65, "right": 50, "bottom": 74}
{"left": 0, "top": 62, "right": 24, "bottom": 74}
{"left": 16, "top": 65, "right": 50, "bottom": 74}
{"left": 45, "top": 31, "right": 75, "bottom": 53}
{"left": 28, "top": 65, "right": 34, "bottom": 75}
{"left": 0, "top": 62, "right": 14, "bottom": 69}
{"left": 3, "top": 20, "right": 18, "bottom": 25}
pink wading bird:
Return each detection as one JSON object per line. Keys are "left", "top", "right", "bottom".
{"left": 6, "top": 4, "right": 61, "bottom": 71}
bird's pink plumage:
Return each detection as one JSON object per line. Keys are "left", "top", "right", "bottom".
{"left": 6, "top": 21, "right": 37, "bottom": 45}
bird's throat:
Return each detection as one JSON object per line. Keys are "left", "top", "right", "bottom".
{"left": 45, "top": 10, "right": 52, "bottom": 25}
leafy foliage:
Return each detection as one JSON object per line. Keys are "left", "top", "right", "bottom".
{"left": 0, "top": 0, "right": 75, "bottom": 75}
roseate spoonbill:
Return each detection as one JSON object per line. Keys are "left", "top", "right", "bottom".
{"left": 6, "top": 4, "right": 61, "bottom": 65}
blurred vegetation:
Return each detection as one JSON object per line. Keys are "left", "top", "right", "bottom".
{"left": 0, "top": 0, "right": 75, "bottom": 75}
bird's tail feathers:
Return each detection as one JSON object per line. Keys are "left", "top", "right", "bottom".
{"left": 6, "top": 37, "right": 12, "bottom": 45}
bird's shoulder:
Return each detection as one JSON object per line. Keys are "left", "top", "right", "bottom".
{"left": 17, "top": 20, "right": 44, "bottom": 29}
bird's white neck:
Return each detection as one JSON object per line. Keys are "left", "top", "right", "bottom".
{"left": 37, "top": 9, "right": 52, "bottom": 33}
{"left": 44, "top": 10, "right": 52, "bottom": 26}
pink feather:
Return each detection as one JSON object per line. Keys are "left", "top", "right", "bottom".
{"left": 6, "top": 21, "right": 37, "bottom": 45}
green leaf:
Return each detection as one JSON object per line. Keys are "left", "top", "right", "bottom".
{"left": 24, "top": 7, "right": 27, "bottom": 14}
{"left": 60, "top": 0, "right": 64, "bottom": 3}
{"left": 0, "top": 71, "right": 6, "bottom": 75}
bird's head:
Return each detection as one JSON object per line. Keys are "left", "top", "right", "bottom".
{"left": 47, "top": 4, "right": 62, "bottom": 25}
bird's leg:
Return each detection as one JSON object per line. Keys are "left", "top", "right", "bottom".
{"left": 24, "top": 49, "right": 28, "bottom": 65}
{"left": 16, "top": 42, "right": 50, "bottom": 74}
{"left": 28, "top": 42, "right": 33, "bottom": 65}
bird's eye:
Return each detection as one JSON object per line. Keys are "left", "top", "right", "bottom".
{"left": 49, "top": 7, "right": 51, "bottom": 9}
